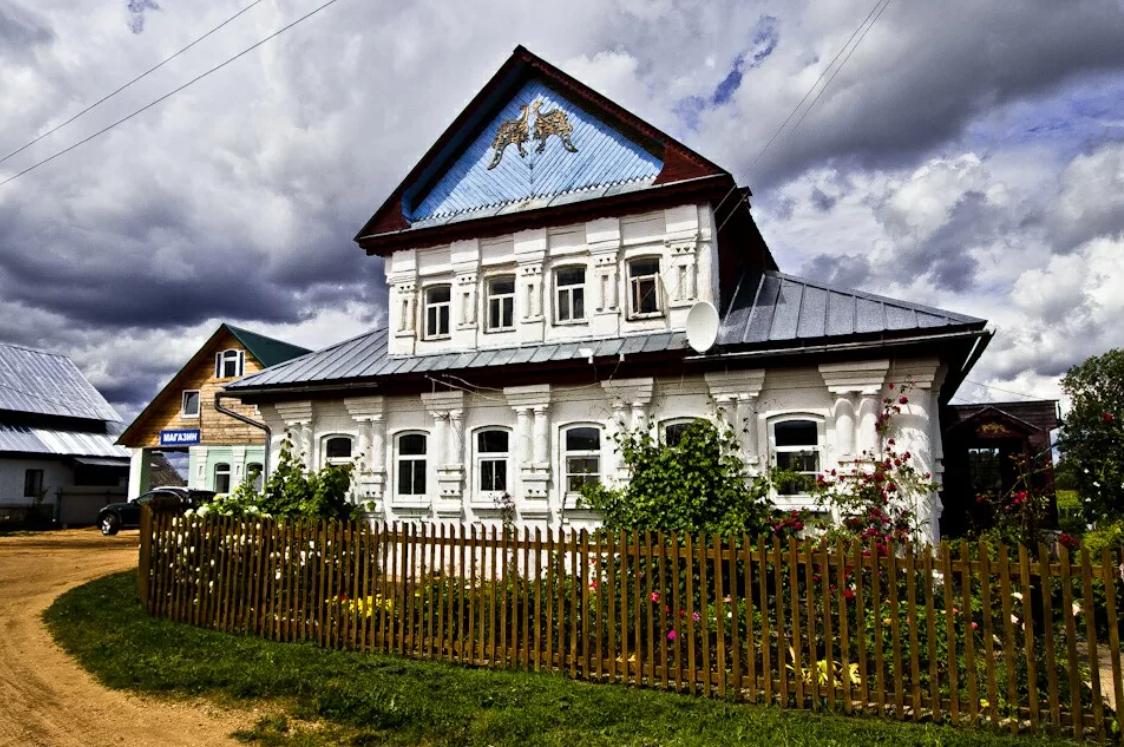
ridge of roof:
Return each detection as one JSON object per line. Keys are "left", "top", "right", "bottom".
{"left": 222, "top": 324, "right": 311, "bottom": 368}
{"left": 0, "top": 343, "right": 121, "bottom": 422}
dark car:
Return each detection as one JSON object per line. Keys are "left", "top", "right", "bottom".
{"left": 98, "top": 487, "right": 215, "bottom": 536}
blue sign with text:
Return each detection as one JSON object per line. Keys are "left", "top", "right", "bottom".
{"left": 160, "top": 429, "right": 201, "bottom": 447}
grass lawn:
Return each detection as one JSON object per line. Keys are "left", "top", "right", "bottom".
{"left": 46, "top": 572, "right": 1081, "bottom": 747}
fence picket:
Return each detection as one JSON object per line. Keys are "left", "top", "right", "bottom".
{"left": 904, "top": 543, "right": 920, "bottom": 720}
{"left": 773, "top": 535, "right": 788, "bottom": 708}
{"left": 1059, "top": 545, "right": 1083, "bottom": 740}
{"left": 835, "top": 538, "right": 851, "bottom": 714}
{"left": 979, "top": 543, "right": 999, "bottom": 728}
{"left": 1040, "top": 541, "right": 1061, "bottom": 732}
{"left": 1101, "top": 549, "right": 1124, "bottom": 724}
{"left": 803, "top": 537, "right": 818, "bottom": 711}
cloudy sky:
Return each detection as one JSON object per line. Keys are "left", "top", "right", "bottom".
{"left": 2, "top": 0, "right": 1123, "bottom": 421}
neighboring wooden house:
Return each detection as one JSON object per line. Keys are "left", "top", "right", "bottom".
{"left": 224, "top": 47, "right": 992, "bottom": 547}
{"left": 0, "top": 342, "right": 131, "bottom": 526}
{"left": 117, "top": 324, "right": 309, "bottom": 496}
{"left": 939, "top": 400, "right": 1060, "bottom": 537}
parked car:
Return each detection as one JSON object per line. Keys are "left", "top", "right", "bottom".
{"left": 98, "top": 487, "right": 215, "bottom": 536}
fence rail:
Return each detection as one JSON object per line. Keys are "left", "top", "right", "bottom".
{"left": 138, "top": 509, "right": 1124, "bottom": 740}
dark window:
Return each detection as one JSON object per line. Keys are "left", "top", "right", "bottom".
{"left": 246, "top": 462, "right": 264, "bottom": 492}
{"left": 555, "top": 267, "right": 586, "bottom": 322}
{"left": 477, "top": 429, "right": 510, "bottom": 493}
{"left": 425, "top": 285, "right": 451, "bottom": 338}
{"left": 564, "top": 427, "right": 601, "bottom": 493}
{"left": 215, "top": 350, "right": 243, "bottom": 379}
{"left": 23, "top": 469, "right": 44, "bottom": 498}
{"left": 628, "top": 258, "right": 661, "bottom": 316}
{"left": 398, "top": 434, "right": 427, "bottom": 496}
{"left": 773, "top": 419, "right": 821, "bottom": 495}
{"left": 213, "top": 462, "right": 231, "bottom": 494}
{"left": 181, "top": 390, "right": 200, "bottom": 417}
{"left": 968, "top": 447, "right": 1003, "bottom": 493}
{"left": 664, "top": 420, "right": 697, "bottom": 447}
{"left": 325, "top": 436, "right": 353, "bottom": 461}
{"left": 487, "top": 276, "right": 515, "bottom": 331}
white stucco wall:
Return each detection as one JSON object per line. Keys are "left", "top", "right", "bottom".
{"left": 0, "top": 456, "right": 72, "bottom": 506}
{"left": 384, "top": 203, "right": 718, "bottom": 356}
{"left": 255, "top": 356, "right": 947, "bottom": 545}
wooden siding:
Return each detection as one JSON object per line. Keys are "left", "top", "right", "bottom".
{"left": 124, "top": 330, "right": 267, "bottom": 448}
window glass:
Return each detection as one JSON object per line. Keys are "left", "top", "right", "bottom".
{"left": 213, "top": 463, "right": 231, "bottom": 494}
{"left": 555, "top": 267, "right": 585, "bottom": 323}
{"left": 477, "top": 429, "right": 509, "bottom": 453}
{"left": 487, "top": 276, "right": 515, "bottom": 331}
{"left": 215, "top": 350, "right": 243, "bottom": 379}
{"left": 772, "top": 419, "right": 821, "bottom": 495}
{"left": 246, "top": 462, "right": 264, "bottom": 492}
{"left": 664, "top": 420, "right": 696, "bottom": 447}
{"left": 628, "top": 258, "right": 661, "bottom": 316}
{"left": 397, "top": 434, "right": 428, "bottom": 496}
{"left": 181, "top": 390, "right": 200, "bottom": 417}
{"left": 477, "top": 429, "right": 510, "bottom": 493}
{"left": 23, "top": 469, "right": 44, "bottom": 498}
{"left": 325, "top": 436, "right": 353, "bottom": 460}
{"left": 774, "top": 420, "right": 818, "bottom": 447}
{"left": 564, "top": 427, "right": 601, "bottom": 493}
{"left": 425, "top": 285, "right": 451, "bottom": 338}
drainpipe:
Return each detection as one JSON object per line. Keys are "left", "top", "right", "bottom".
{"left": 214, "top": 391, "right": 271, "bottom": 491}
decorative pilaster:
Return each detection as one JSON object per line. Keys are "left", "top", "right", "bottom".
{"left": 344, "top": 396, "right": 386, "bottom": 507}
{"left": 818, "top": 360, "right": 890, "bottom": 460}
{"left": 420, "top": 391, "right": 466, "bottom": 516}
{"left": 587, "top": 217, "right": 621, "bottom": 316}
{"left": 666, "top": 236, "right": 699, "bottom": 307}
{"left": 393, "top": 281, "right": 417, "bottom": 336}
{"left": 705, "top": 370, "right": 766, "bottom": 467}
{"left": 602, "top": 378, "right": 655, "bottom": 485}
{"left": 274, "top": 400, "right": 314, "bottom": 471}
{"left": 504, "top": 384, "right": 552, "bottom": 511}
{"left": 519, "top": 262, "right": 544, "bottom": 321}
{"left": 456, "top": 272, "right": 478, "bottom": 328}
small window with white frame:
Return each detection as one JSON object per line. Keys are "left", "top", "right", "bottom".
{"left": 424, "top": 285, "right": 451, "bottom": 339}
{"left": 662, "top": 418, "right": 702, "bottom": 447}
{"left": 180, "top": 389, "right": 201, "bottom": 418}
{"left": 323, "top": 436, "right": 354, "bottom": 467}
{"left": 628, "top": 257, "right": 662, "bottom": 318}
{"left": 246, "top": 462, "right": 264, "bottom": 492}
{"left": 475, "top": 428, "right": 510, "bottom": 497}
{"left": 554, "top": 266, "right": 585, "bottom": 323}
{"left": 563, "top": 426, "right": 602, "bottom": 496}
{"left": 486, "top": 275, "right": 515, "bottom": 331}
{"left": 213, "top": 462, "right": 232, "bottom": 493}
{"left": 396, "top": 432, "right": 428, "bottom": 498}
{"left": 770, "top": 418, "right": 823, "bottom": 496}
{"left": 214, "top": 349, "right": 244, "bottom": 379}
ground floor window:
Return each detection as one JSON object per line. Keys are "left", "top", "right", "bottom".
{"left": 771, "top": 418, "right": 822, "bottom": 495}
{"left": 213, "top": 462, "right": 231, "bottom": 493}
{"left": 23, "top": 469, "right": 44, "bottom": 498}
{"left": 247, "top": 462, "right": 264, "bottom": 492}
{"left": 564, "top": 426, "right": 601, "bottom": 494}
{"left": 397, "top": 433, "right": 428, "bottom": 497}
{"left": 476, "top": 428, "right": 510, "bottom": 494}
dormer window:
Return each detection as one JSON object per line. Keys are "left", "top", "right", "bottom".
{"left": 214, "top": 349, "right": 244, "bottom": 379}
{"left": 628, "top": 257, "right": 662, "bottom": 318}
{"left": 424, "top": 285, "right": 451, "bottom": 339}
{"left": 486, "top": 276, "right": 515, "bottom": 332}
{"left": 555, "top": 266, "right": 585, "bottom": 323}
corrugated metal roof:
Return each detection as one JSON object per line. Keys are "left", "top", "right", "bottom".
{"left": 717, "top": 270, "right": 985, "bottom": 347}
{"left": 0, "top": 343, "right": 121, "bottom": 422}
{"left": 409, "top": 80, "right": 663, "bottom": 222}
{"left": 0, "top": 423, "right": 130, "bottom": 458}
{"left": 224, "top": 325, "right": 310, "bottom": 367}
{"left": 228, "top": 270, "right": 984, "bottom": 393}
{"left": 228, "top": 329, "right": 690, "bottom": 391}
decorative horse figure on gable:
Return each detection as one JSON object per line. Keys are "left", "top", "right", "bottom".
{"left": 531, "top": 101, "right": 578, "bottom": 154}
{"left": 487, "top": 104, "right": 531, "bottom": 170}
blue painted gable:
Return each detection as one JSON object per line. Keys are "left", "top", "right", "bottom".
{"left": 407, "top": 80, "right": 663, "bottom": 221}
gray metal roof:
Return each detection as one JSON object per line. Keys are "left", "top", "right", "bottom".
{"left": 228, "top": 270, "right": 984, "bottom": 393}
{"left": 717, "top": 270, "right": 985, "bottom": 347}
{"left": 0, "top": 423, "right": 130, "bottom": 458}
{"left": 227, "top": 329, "right": 690, "bottom": 390}
{"left": 0, "top": 343, "right": 122, "bottom": 422}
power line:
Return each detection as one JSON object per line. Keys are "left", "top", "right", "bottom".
{"left": 963, "top": 379, "right": 1048, "bottom": 402}
{"left": 749, "top": 0, "right": 893, "bottom": 181}
{"left": 0, "top": 0, "right": 266, "bottom": 168}
{"left": 0, "top": 0, "right": 348, "bottom": 190}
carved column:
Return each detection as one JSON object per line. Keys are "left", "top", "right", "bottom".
{"left": 420, "top": 390, "right": 465, "bottom": 516}
{"left": 456, "top": 272, "right": 478, "bottom": 328}
{"left": 514, "top": 407, "right": 532, "bottom": 466}
{"left": 705, "top": 370, "right": 766, "bottom": 467}
{"left": 505, "top": 385, "right": 552, "bottom": 510}
{"left": 630, "top": 401, "right": 647, "bottom": 434}
{"left": 832, "top": 394, "right": 857, "bottom": 461}
{"left": 667, "top": 238, "right": 699, "bottom": 306}
{"left": 607, "top": 400, "right": 629, "bottom": 480}
{"left": 370, "top": 416, "right": 385, "bottom": 474}
{"left": 447, "top": 410, "right": 464, "bottom": 469}
{"left": 532, "top": 405, "right": 550, "bottom": 467}
{"left": 299, "top": 421, "right": 313, "bottom": 470}
{"left": 737, "top": 394, "right": 759, "bottom": 465}
{"left": 395, "top": 282, "right": 416, "bottom": 334}
{"left": 519, "top": 263, "right": 543, "bottom": 321}
{"left": 818, "top": 361, "right": 890, "bottom": 461}
{"left": 593, "top": 252, "right": 619, "bottom": 313}
{"left": 431, "top": 411, "right": 449, "bottom": 468}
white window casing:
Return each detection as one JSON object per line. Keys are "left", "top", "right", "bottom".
{"left": 486, "top": 275, "right": 516, "bottom": 332}
{"left": 214, "top": 349, "right": 245, "bottom": 379}
{"left": 180, "top": 389, "right": 201, "bottom": 418}
{"left": 627, "top": 257, "right": 663, "bottom": 318}
{"left": 423, "top": 285, "right": 451, "bottom": 339}
{"left": 554, "top": 266, "right": 586, "bottom": 324}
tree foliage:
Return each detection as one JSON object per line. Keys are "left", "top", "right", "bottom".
{"left": 577, "top": 418, "right": 775, "bottom": 535}
{"left": 1058, "top": 348, "right": 1124, "bottom": 523}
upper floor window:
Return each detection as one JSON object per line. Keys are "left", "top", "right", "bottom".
{"left": 214, "top": 349, "right": 244, "bottom": 379}
{"left": 555, "top": 267, "right": 585, "bottom": 323}
{"left": 213, "top": 462, "right": 232, "bottom": 493}
{"left": 396, "top": 432, "right": 428, "bottom": 497}
{"left": 486, "top": 276, "right": 515, "bottom": 332}
{"left": 563, "top": 426, "right": 601, "bottom": 495}
{"left": 323, "top": 436, "right": 354, "bottom": 466}
{"left": 628, "top": 257, "right": 662, "bottom": 318}
{"left": 476, "top": 428, "right": 510, "bottom": 495}
{"left": 424, "top": 285, "right": 451, "bottom": 339}
{"left": 180, "top": 390, "right": 201, "bottom": 418}
{"left": 771, "top": 418, "right": 822, "bottom": 495}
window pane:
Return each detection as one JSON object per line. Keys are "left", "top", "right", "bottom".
{"left": 481, "top": 459, "right": 507, "bottom": 491}
{"left": 557, "top": 290, "right": 570, "bottom": 321}
{"left": 412, "top": 461, "right": 427, "bottom": 494}
{"left": 427, "top": 306, "right": 439, "bottom": 335}
{"left": 23, "top": 469, "right": 43, "bottom": 497}
{"left": 776, "top": 450, "right": 820, "bottom": 473}
{"left": 490, "top": 277, "right": 515, "bottom": 295}
{"left": 557, "top": 267, "right": 584, "bottom": 286}
{"left": 774, "top": 420, "right": 818, "bottom": 447}
{"left": 501, "top": 298, "right": 513, "bottom": 328}
{"left": 634, "top": 277, "right": 658, "bottom": 314}
{"left": 214, "top": 463, "right": 231, "bottom": 494}
{"left": 566, "top": 457, "right": 600, "bottom": 492}
{"left": 565, "top": 427, "right": 600, "bottom": 451}
{"left": 399, "top": 434, "right": 427, "bottom": 455}
{"left": 398, "top": 464, "right": 411, "bottom": 495}
{"left": 664, "top": 421, "right": 693, "bottom": 447}
{"left": 629, "top": 258, "right": 659, "bottom": 277}
{"left": 427, "top": 286, "right": 450, "bottom": 303}
{"left": 438, "top": 305, "right": 449, "bottom": 335}
{"left": 572, "top": 288, "right": 584, "bottom": 319}
{"left": 489, "top": 298, "right": 502, "bottom": 329}
{"left": 326, "top": 437, "right": 352, "bottom": 459}
{"left": 182, "top": 390, "right": 200, "bottom": 415}
{"left": 477, "top": 429, "right": 509, "bottom": 453}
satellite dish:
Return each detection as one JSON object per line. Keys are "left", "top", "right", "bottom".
{"left": 686, "top": 301, "right": 719, "bottom": 353}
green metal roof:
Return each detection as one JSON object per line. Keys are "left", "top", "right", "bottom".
{"left": 224, "top": 325, "right": 310, "bottom": 368}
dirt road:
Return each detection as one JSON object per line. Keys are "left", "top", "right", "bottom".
{"left": 0, "top": 529, "right": 245, "bottom": 747}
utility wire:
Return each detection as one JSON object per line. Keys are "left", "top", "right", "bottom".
{"left": 0, "top": 0, "right": 347, "bottom": 190}
{"left": 755, "top": 0, "right": 894, "bottom": 181}
{"left": 963, "top": 379, "right": 1046, "bottom": 402}
{"left": 0, "top": 0, "right": 266, "bottom": 168}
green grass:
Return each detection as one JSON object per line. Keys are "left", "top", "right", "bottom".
{"left": 46, "top": 572, "right": 1081, "bottom": 747}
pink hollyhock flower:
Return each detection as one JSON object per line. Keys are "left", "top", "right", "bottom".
{"left": 971, "top": 621, "right": 979, "bottom": 630}
{"left": 651, "top": 591, "right": 660, "bottom": 603}
{"left": 667, "top": 629, "right": 677, "bottom": 641}
{"left": 692, "top": 611, "right": 701, "bottom": 622}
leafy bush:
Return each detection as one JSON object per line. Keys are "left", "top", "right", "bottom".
{"left": 1058, "top": 348, "right": 1124, "bottom": 523}
{"left": 577, "top": 418, "right": 775, "bottom": 535}
{"left": 198, "top": 434, "right": 367, "bottom": 520}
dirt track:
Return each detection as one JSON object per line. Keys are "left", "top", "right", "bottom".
{"left": 0, "top": 529, "right": 246, "bottom": 747}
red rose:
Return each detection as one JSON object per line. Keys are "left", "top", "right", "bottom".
{"left": 1105, "top": 412, "right": 1115, "bottom": 422}
{"left": 899, "top": 396, "right": 909, "bottom": 405}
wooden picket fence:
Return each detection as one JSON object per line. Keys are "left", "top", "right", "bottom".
{"left": 138, "top": 509, "right": 1124, "bottom": 741}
